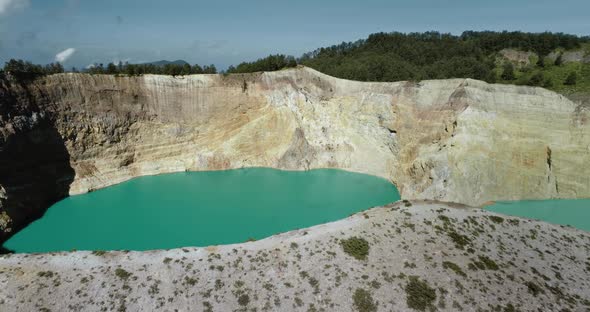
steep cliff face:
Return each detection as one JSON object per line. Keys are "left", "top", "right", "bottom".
{"left": 1, "top": 67, "right": 589, "bottom": 239}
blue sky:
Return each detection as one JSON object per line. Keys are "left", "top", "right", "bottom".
{"left": 0, "top": 0, "right": 588, "bottom": 70}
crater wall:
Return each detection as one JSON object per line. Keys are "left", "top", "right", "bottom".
{"left": 1, "top": 67, "right": 589, "bottom": 239}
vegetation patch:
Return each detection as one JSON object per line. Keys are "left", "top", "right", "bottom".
{"left": 294, "top": 297, "right": 304, "bottom": 307}
{"left": 488, "top": 216, "right": 505, "bottom": 224}
{"left": 91, "top": 250, "right": 107, "bottom": 256}
{"left": 405, "top": 276, "right": 437, "bottom": 311}
{"left": 477, "top": 255, "right": 499, "bottom": 270}
{"left": 469, "top": 255, "right": 499, "bottom": 271}
{"left": 341, "top": 237, "right": 370, "bottom": 260}
{"left": 525, "top": 281, "right": 545, "bottom": 297}
{"left": 238, "top": 294, "right": 250, "bottom": 306}
{"left": 447, "top": 231, "right": 471, "bottom": 250}
{"left": 184, "top": 276, "right": 198, "bottom": 286}
{"left": 353, "top": 288, "right": 377, "bottom": 312}
{"left": 308, "top": 277, "right": 320, "bottom": 295}
{"left": 37, "top": 271, "right": 55, "bottom": 278}
{"left": 442, "top": 261, "right": 467, "bottom": 277}
{"left": 114, "top": 268, "right": 132, "bottom": 280}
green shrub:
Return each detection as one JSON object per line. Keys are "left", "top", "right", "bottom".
{"left": 527, "top": 72, "right": 544, "bottom": 86}
{"left": 37, "top": 271, "right": 55, "bottom": 278}
{"left": 525, "top": 281, "right": 544, "bottom": 297}
{"left": 114, "top": 268, "right": 132, "bottom": 280}
{"left": 447, "top": 231, "right": 471, "bottom": 250}
{"left": 341, "top": 237, "right": 370, "bottom": 260}
{"left": 501, "top": 63, "right": 516, "bottom": 80}
{"left": 405, "top": 276, "right": 436, "bottom": 311}
{"left": 238, "top": 294, "right": 250, "bottom": 306}
{"left": 543, "top": 78, "right": 554, "bottom": 88}
{"left": 468, "top": 255, "right": 499, "bottom": 271}
{"left": 442, "top": 261, "right": 466, "bottom": 277}
{"left": 294, "top": 297, "right": 304, "bottom": 307}
{"left": 353, "top": 288, "right": 377, "bottom": 312}
{"left": 184, "top": 276, "right": 198, "bottom": 286}
{"left": 478, "top": 255, "right": 499, "bottom": 270}
{"left": 488, "top": 216, "right": 504, "bottom": 224}
{"left": 564, "top": 71, "right": 578, "bottom": 85}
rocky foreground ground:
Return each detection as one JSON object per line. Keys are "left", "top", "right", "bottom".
{"left": 0, "top": 200, "right": 589, "bottom": 312}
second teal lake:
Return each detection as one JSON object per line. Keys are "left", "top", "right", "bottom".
{"left": 486, "top": 199, "right": 590, "bottom": 232}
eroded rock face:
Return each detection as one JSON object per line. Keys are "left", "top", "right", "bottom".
{"left": 1, "top": 67, "right": 589, "bottom": 239}
{"left": 547, "top": 50, "right": 590, "bottom": 63}
{"left": 499, "top": 48, "right": 537, "bottom": 66}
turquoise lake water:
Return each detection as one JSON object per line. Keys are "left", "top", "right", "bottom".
{"left": 486, "top": 199, "right": 590, "bottom": 232}
{"left": 4, "top": 168, "right": 400, "bottom": 253}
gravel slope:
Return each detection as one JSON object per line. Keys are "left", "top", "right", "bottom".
{"left": 1, "top": 200, "right": 589, "bottom": 312}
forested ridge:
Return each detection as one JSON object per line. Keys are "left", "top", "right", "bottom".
{"left": 299, "top": 31, "right": 587, "bottom": 82}
{"left": 227, "top": 31, "right": 590, "bottom": 93}
{"left": 3, "top": 31, "right": 589, "bottom": 93}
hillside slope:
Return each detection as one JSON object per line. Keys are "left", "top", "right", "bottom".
{"left": 297, "top": 31, "right": 590, "bottom": 95}
{"left": 1, "top": 201, "right": 589, "bottom": 311}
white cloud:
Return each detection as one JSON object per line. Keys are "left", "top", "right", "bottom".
{"left": 55, "top": 48, "right": 76, "bottom": 63}
{"left": 0, "top": 0, "right": 29, "bottom": 15}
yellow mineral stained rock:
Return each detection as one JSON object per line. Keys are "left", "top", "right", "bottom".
{"left": 2, "top": 67, "right": 589, "bottom": 210}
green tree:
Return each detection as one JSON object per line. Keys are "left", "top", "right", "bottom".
{"left": 542, "top": 77, "right": 553, "bottom": 88}
{"left": 202, "top": 64, "right": 217, "bottom": 74}
{"left": 4, "top": 59, "right": 26, "bottom": 74}
{"left": 501, "top": 63, "right": 516, "bottom": 80}
{"left": 527, "top": 72, "right": 544, "bottom": 86}
{"left": 106, "top": 62, "right": 118, "bottom": 74}
{"left": 96, "top": 63, "right": 105, "bottom": 74}
{"left": 3, "top": 59, "right": 45, "bottom": 80}
{"left": 134, "top": 64, "right": 144, "bottom": 75}
{"left": 300, "top": 31, "right": 589, "bottom": 83}
{"left": 191, "top": 64, "right": 203, "bottom": 74}
{"left": 181, "top": 63, "right": 192, "bottom": 75}
{"left": 227, "top": 54, "right": 297, "bottom": 74}
{"left": 124, "top": 64, "right": 137, "bottom": 76}
{"left": 163, "top": 64, "right": 181, "bottom": 76}
{"left": 564, "top": 71, "right": 578, "bottom": 85}
{"left": 44, "top": 62, "right": 64, "bottom": 74}
{"left": 536, "top": 55, "right": 545, "bottom": 68}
